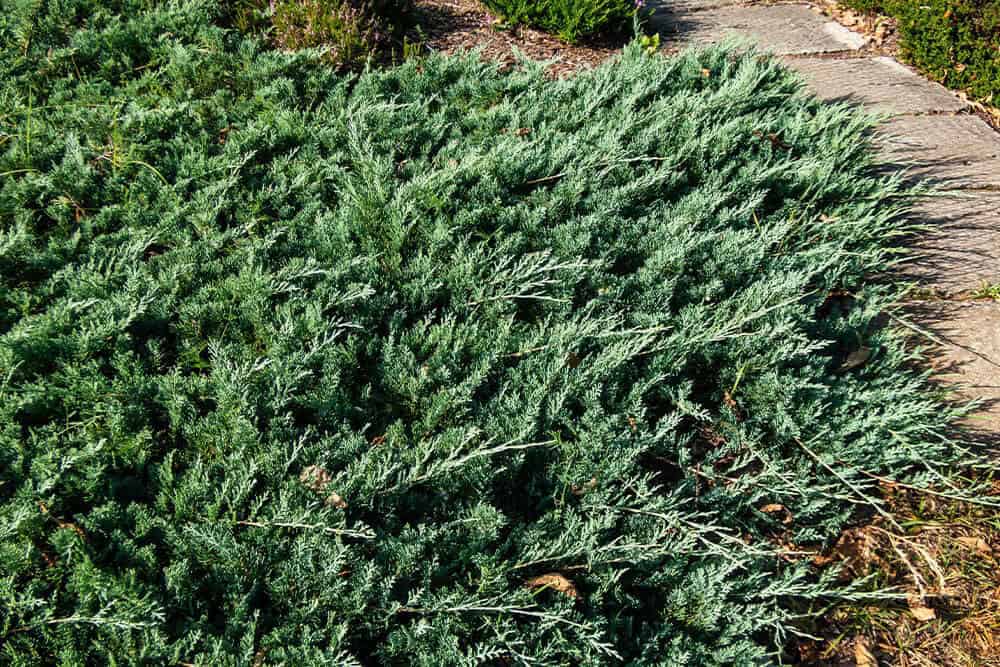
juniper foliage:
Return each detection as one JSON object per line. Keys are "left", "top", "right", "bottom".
{"left": 479, "top": 0, "right": 637, "bottom": 42}
{"left": 0, "top": 1, "right": 972, "bottom": 664}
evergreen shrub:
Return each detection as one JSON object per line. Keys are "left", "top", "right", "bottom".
{"left": 480, "top": 0, "right": 639, "bottom": 42}
{"left": 841, "top": 0, "right": 1000, "bottom": 103}
{"left": 0, "top": 0, "right": 973, "bottom": 664}
{"left": 226, "top": 0, "right": 414, "bottom": 68}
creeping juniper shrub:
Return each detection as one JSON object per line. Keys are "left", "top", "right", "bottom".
{"left": 481, "top": 0, "right": 639, "bottom": 42}
{"left": 0, "top": 0, "right": 975, "bottom": 664}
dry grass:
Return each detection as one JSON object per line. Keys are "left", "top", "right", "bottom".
{"left": 796, "top": 484, "right": 1000, "bottom": 666}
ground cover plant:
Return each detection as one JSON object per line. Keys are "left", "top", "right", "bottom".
{"left": 0, "top": 0, "right": 982, "bottom": 664}
{"left": 841, "top": 0, "right": 999, "bottom": 104}
{"left": 479, "top": 0, "right": 638, "bottom": 42}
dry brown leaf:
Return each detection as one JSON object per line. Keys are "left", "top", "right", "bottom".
{"left": 812, "top": 552, "right": 836, "bottom": 567}
{"left": 907, "top": 595, "right": 936, "bottom": 621}
{"left": 854, "top": 635, "right": 877, "bottom": 667}
{"left": 955, "top": 536, "right": 992, "bottom": 555}
{"left": 326, "top": 492, "right": 348, "bottom": 510}
{"left": 301, "top": 465, "right": 347, "bottom": 508}
{"left": 722, "top": 390, "right": 738, "bottom": 412}
{"left": 759, "top": 503, "right": 793, "bottom": 524}
{"left": 817, "top": 527, "right": 883, "bottom": 578}
{"left": 299, "top": 465, "right": 333, "bottom": 491}
{"left": 525, "top": 573, "right": 578, "bottom": 599}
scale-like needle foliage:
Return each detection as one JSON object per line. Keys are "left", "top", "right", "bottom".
{"left": 479, "top": 0, "right": 636, "bottom": 42}
{"left": 0, "top": 1, "right": 972, "bottom": 664}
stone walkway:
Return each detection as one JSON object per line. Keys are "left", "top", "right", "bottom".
{"left": 650, "top": 0, "right": 1000, "bottom": 433}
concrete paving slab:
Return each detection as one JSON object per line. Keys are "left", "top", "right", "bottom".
{"left": 877, "top": 115, "right": 1000, "bottom": 189}
{"left": 788, "top": 56, "right": 967, "bottom": 115}
{"left": 899, "top": 192, "right": 1000, "bottom": 296}
{"left": 904, "top": 300, "right": 1000, "bottom": 435}
{"left": 651, "top": 4, "right": 866, "bottom": 54}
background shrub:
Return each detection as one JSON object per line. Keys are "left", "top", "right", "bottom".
{"left": 842, "top": 0, "right": 999, "bottom": 103}
{"left": 224, "top": 0, "right": 275, "bottom": 34}
{"left": 225, "top": 0, "right": 414, "bottom": 68}
{"left": 481, "top": 0, "right": 638, "bottom": 42}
